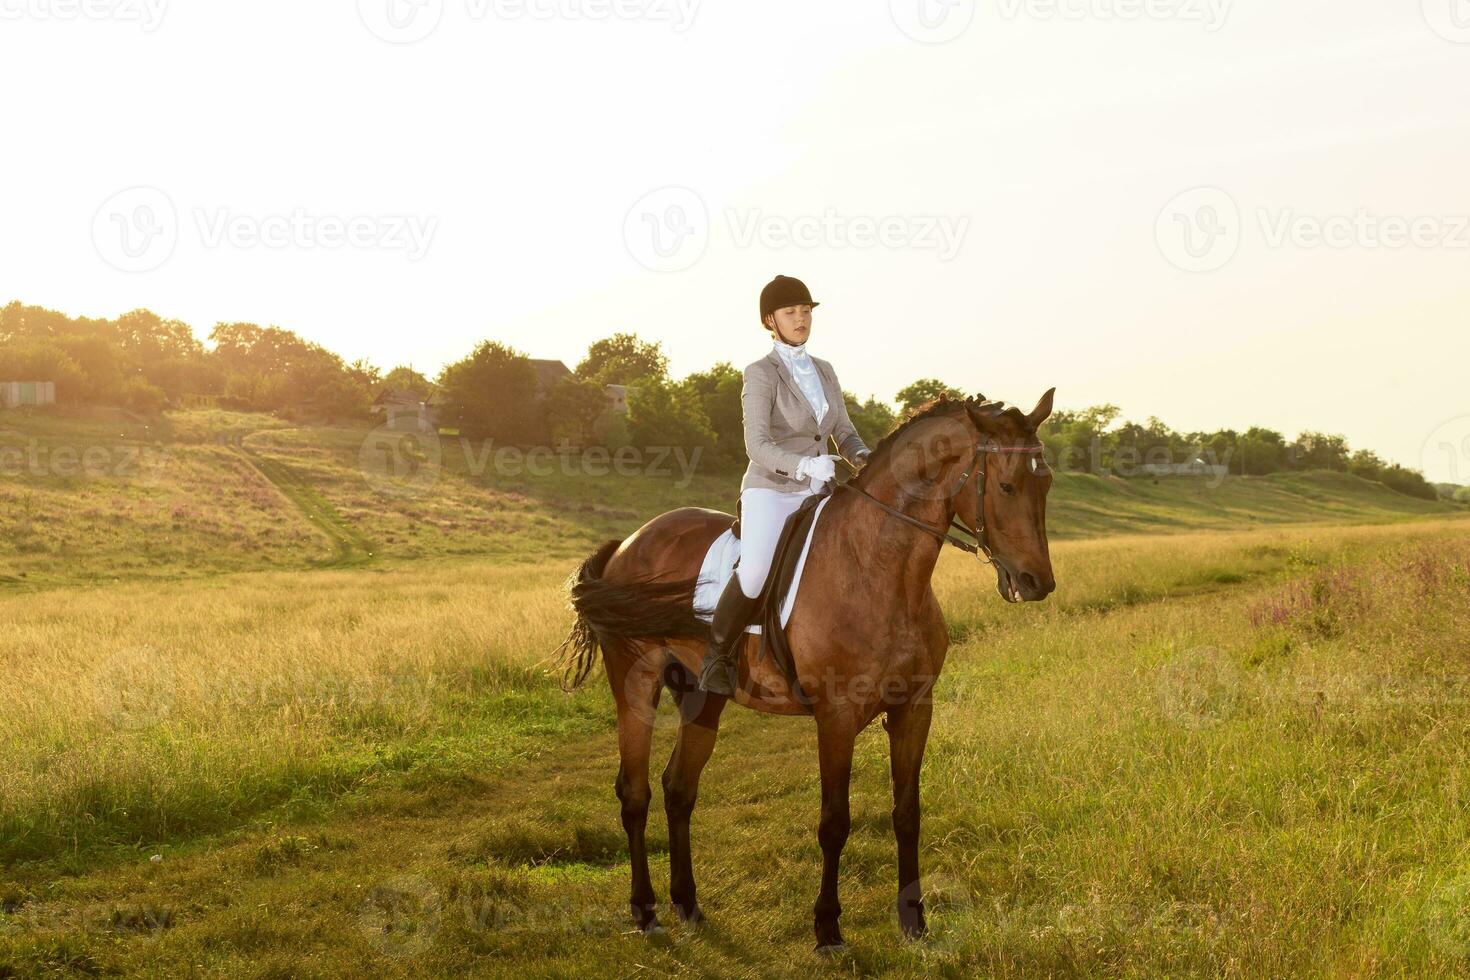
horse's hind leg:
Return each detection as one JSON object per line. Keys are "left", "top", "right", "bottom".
{"left": 610, "top": 648, "right": 663, "bottom": 933}
{"left": 660, "top": 659, "right": 726, "bottom": 925}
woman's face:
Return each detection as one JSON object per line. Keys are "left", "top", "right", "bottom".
{"left": 767, "top": 304, "right": 813, "bottom": 344}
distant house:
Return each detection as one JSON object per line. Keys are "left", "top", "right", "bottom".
{"left": 372, "top": 388, "right": 436, "bottom": 431}
{"left": 604, "top": 383, "right": 629, "bottom": 414}
{"left": 0, "top": 381, "right": 55, "bottom": 408}
{"left": 529, "top": 359, "right": 629, "bottom": 414}
{"left": 528, "top": 359, "right": 573, "bottom": 398}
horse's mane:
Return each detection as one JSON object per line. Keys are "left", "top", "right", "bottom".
{"left": 852, "top": 392, "right": 1032, "bottom": 487}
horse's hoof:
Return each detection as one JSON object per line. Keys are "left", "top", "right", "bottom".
{"left": 813, "top": 921, "right": 846, "bottom": 954}
{"left": 631, "top": 903, "right": 663, "bottom": 935}
{"left": 674, "top": 902, "right": 705, "bottom": 926}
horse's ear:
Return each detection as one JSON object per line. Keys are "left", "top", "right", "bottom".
{"left": 1026, "top": 388, "right": 1056, "bottom": 430}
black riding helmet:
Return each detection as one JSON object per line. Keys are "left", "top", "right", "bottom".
{"left": 759, "top": 274, "right": 820, "bottom": 327}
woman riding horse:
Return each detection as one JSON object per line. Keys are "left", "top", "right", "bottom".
{"left": 697, "top": 274, "right": 873, "bottom": 695}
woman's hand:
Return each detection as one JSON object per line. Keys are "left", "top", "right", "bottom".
{"left": 799, "top": 454, "right": 840, "bottom": 486}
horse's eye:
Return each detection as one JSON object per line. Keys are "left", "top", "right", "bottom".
{"left": 1000, "top": 482, "right": 1015, "bottom": 495}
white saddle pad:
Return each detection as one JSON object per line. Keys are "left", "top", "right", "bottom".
{"left": 693, "top": 495, "right": 833, "bottom": 635}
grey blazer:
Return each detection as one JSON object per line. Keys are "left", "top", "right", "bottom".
{"left": 741, "top": 348, "right": 870, "bottom": 493}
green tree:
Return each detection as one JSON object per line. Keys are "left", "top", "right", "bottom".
{"left": 119, "top": 377, "right": 166, "bottom": 414}
{"left": 1237, "top": 427, "right": 1289, "bottom": 475}
{"left": 576, "top": 333, "right": 669, "bottom": 386}
{"left": 547, "top": 376, "right": 610, "bottom": 446}
{"left": 435, "top": 340, "right": 539, "bottom": 442}
{"left": 681, "top": 361, "right": 743, "bottom": 462}
{"left": 316, "top": 376, "right": 375, "bottom": 423}
{"left": 381, "top": 365, "right": 433, "bottom": 398}
{"left": 895, "top": 378, "right": 964, "bottom": 413}
{"left": 1041, "top": 404, "right": 1121, "bottom": 473}
{"left": 1290, "top": 431, "right": 1351, "bottom": 472}
{"left": 0, "top": 341, "right": 87, "bottom": 403}
{"left": 846, "top": 393, "right": 897, "bottom": 448}
{"left": 626, "top": 375, "right": 715, "bottom": 452}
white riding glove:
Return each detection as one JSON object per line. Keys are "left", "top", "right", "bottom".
{"left": 797, "top": 454, "right": 839, "bottom": 487}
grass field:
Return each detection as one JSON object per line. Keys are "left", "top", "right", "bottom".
{"left": 0, "top": 406, "right": 1460, "bottom": 589}
{"left": 2, "top": 408, "right": 1469, "bottom": 977}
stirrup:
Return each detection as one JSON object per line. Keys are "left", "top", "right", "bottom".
{"left": 697, "top": 652, "right": 737, "bottom": 696}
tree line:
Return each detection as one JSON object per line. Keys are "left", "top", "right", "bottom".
{"left": 0, "top": 301, "right": 1451, "bottom": 501}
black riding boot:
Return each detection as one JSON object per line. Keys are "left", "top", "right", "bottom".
{"left": 697, "top": 575, "right": 762, "bottom": 696}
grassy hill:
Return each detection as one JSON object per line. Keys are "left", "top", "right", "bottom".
{"left": 0, "top": 406, "right": 1462, "bottom": 588}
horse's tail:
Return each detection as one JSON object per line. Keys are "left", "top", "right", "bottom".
{"left": 555, "top": 538, "right": 712, "bottom": 691}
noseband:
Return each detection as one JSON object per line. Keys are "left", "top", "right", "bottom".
{"left": 836, "top": 439, "right": 1047, "bottom": 563}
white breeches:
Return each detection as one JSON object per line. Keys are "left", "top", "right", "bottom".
{"left": 735, "top": 485, "right": 818, "bottom": 599}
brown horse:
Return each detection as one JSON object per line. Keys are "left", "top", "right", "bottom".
{"left": 555, "top": 390, "right": 1056, "bottom": 950}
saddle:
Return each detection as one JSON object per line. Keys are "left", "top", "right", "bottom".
{"left": 731, "top": 489, "right": 826, "bottom": 712}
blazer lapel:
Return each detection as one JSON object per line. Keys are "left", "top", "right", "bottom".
{"left": 767, "top": 349, "right": 819, "bottom": 425}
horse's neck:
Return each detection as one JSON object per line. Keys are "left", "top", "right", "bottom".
{"left": 827, "top": 466, "right": 955, "bottom": 601}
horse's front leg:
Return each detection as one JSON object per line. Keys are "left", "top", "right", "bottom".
{"left": 813, "top": 714, "right": 857, "bottom": 951}
{"left": 886, "top": 697, "right": 933, "bottom": 939}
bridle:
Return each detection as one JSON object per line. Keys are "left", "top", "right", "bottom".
{"left": 835, "top": 436, "right": 1048, "bottom": 563}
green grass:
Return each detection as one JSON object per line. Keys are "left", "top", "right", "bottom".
{"left": 2, "top": 518, "right": 1470, "bottom": 975}
{"left": 2, "top": 406, "right": 1469, "bottom": 975}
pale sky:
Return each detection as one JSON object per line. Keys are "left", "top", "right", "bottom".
{"left": 3, "top": 0, "right": 1468, "bottom": 480}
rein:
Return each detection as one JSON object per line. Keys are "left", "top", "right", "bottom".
{"left": 834, "top": 441, "right": 1047, "bottom": 563}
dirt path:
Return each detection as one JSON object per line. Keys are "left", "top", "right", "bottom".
{"left": 235, "top": 436, "right": 376, "bottom": 569}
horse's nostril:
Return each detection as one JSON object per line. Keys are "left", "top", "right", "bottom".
{"left": 1020, "top": 572, "right": 1039, "bottom": 593}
